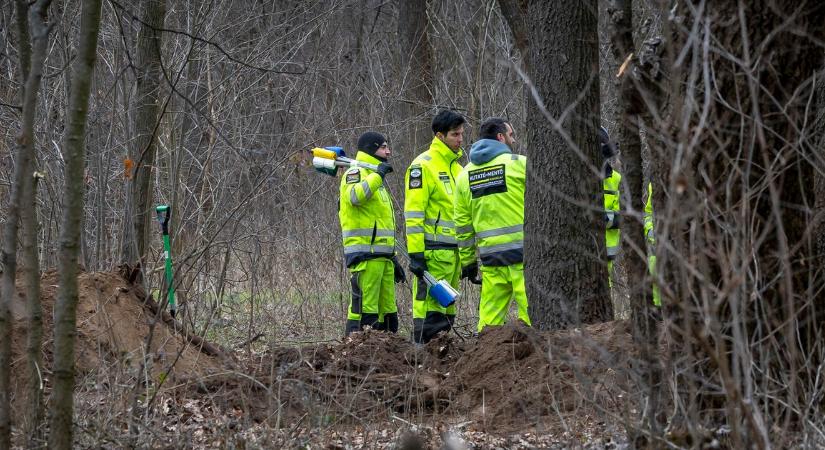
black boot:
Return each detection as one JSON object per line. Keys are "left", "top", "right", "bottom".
{"left": 361, "top": 313, "right": 380, "bottom": 330}
{"left": 384, "top": 312, "right": 399, "bottom": 333}
{"left": 345, "top": 319, "right": 361, "bottom": 336}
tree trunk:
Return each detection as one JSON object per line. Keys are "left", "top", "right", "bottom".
{"left": 654, "top": 1, "right": 825, "bottom": 446}
{"left": 396, "top": 0, "right": 433, "bottom": 161}
{"left": 21, "top": 171, "right": 43, "bottom": 446}
{"left": 49, "top": 0, "right": 103, "bottom": 447}
{"left": 17, "top": 0, "right": 46, "bottom": 443}
{"left": 815, "top": 69, "right": 825, "bottom": 358}
{"left": 121, "top": 0, "right": 167, "bottom": 273}
{"left": 0, "top": 1, "right": 51, "bottom": 447}
{"left": 524, "top": 0, "right": 612, "bottom": 329}
{"left": 608, "top": 0, "right": 663, "bottom": 441}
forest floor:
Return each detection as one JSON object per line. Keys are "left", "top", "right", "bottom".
{"left": 9, "top": 270, "right": 649, "bottom": 449}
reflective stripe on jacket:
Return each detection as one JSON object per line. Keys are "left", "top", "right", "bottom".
{"left": 339, "top": 151, "right": 395, "bottom": 267}
{"left": 404, "top": 137, "right": 463, "bottom": 253}
{"left": 454, "top": 146, "right": 526, "bottom": 267}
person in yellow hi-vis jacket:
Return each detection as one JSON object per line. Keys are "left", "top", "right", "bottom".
{"left": 644, "top": 182, "right": 662, "bottom": 306}
{"left": 405, "top": 110, "right": 466, "bottom": 343}
{"left": 340, "top": 132, "right": 406, "bottom": 335}
{"left": 454, "top": 117, "right": 531, "bottom": 332}
{"left": 600, "top": 126, "right": 622, "bottom": 288}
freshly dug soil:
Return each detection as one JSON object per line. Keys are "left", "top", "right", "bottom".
{"left": 206, "top": 319, "right": 636, "bottom": 435}
{"left": 11, "top": 270, "right": 639, "bottom": 442}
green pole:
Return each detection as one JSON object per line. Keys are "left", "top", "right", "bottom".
{"left": 156, "top": 205, "right": 176, "bottom": 317}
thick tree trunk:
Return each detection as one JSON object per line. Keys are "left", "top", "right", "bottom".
{"left": 396, "top": 0, "right": 433, "bottom": 161}
{"left": 48, "top": 0, "right": 103, "bottom": 447}
{"left": 524, "top": 0, "right": 612, "bottom": 329}
{"left": 0, "top": 1, "right": 51, "bottom": 447}
{"left": 121, "top": 0, "right": 167, "bottom": 272}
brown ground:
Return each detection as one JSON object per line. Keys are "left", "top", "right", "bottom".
{"left": 10, "top": 270, "right": 641, "bottom": 448}
{"left": 10, "top": 270, "right": 225, "bottom": 411}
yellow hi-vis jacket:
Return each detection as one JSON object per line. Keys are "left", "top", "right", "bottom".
{"left": 404, "top": 137, "right": 463, "bottom": 253}
{"left": 454, "top": 139, "right": 526, "bottom": 268}
{"left": 604, "top": 169, "right": 622, "bottom": 260}
{"left": 339, "top": 151, "right": 395, "bottom": 267}
{"left": 644, "top": 182, "right": 655, "bottom": 246}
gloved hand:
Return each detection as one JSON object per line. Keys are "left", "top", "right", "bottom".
{"left": 408, "top": 252, "right": 427, "bottom": 278}
{"left": 392, "top": 257, "right": 406, "bottom": 284}
{"left": 461, "top": 263, "right": 482, "bottom": 285}
{"left": 376, "top": 162, "right": 393, "bottom": 179}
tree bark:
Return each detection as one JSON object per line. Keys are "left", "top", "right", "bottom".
{"left": 814, "top": 69, "right": 825, "bottom": 359}
{"left": 121, "top": 0, "right": 167, "bottom": 273}
{"left": 49, "top": 0, "right": 103, "bottom": 447}
{"left": 396, "top": 0, "right": 434, "bottom": 161}
{"left": 0, "top": 1, "right": 51, "bottom": 447}
{"left": 524, "top": 0, "right": 612, "bottom": 329}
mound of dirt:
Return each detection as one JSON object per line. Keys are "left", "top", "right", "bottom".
{"left": 10, "top": 270, "right": 227, "bottom": 409}
{"left": 440, "top": 321, "right": 551, "bottom": 431}
{"left": 191, "top": 321, "right": 635, "bottom": 436}
{"left": 438, "top": 320, "right": 635, "bottom": 433}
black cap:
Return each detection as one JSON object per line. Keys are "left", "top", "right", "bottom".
{"left": 357, "top": 131, "right": 386, "bottom": 156}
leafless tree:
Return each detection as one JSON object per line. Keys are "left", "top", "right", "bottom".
{"left": 0, "top": 1, "right": 51, "bottom": 447}
{"left": 121, "top": 0, "right": 167, "bottom": 275}
{"left": 49, "top": 0, "right": 104, "bottom": 447}
{"left": 607, "top": 0, "right": 663, "bottom": 440}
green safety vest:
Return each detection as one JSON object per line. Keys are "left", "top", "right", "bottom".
{"left": 338, "top": 151, "right": 395, "bottom": 267}
{"left": 404, "top": 137, "right": 463, "bottom": 253}
{"left": 604, "top": 170, "right": 622, "bottom": 260}
{"left": 454, "top": 149, "right": 526, "bottom": 267}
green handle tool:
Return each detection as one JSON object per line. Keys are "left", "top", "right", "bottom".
{"left": 156, "top": 205, "right": 176, "bottom": 317}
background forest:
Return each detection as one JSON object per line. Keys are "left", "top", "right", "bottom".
{"left": 0, "top": 0, "right": 824, "bottom": 448}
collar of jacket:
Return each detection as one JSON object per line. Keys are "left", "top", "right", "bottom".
{"left": 355, "top": 150, "right": 383, "bottom": 168}
{"left": 429, "top": 136, "right": 463, "bottom": 162}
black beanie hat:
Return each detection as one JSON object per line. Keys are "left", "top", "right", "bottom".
{"left": 357, "top": 131, "right": 387, "bottom": 156}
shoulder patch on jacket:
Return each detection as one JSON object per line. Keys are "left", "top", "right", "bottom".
{"left": 346, "top": 170, "right": 361, "bottom": 184}
{"left": 408, "top": 165, "right": 423, "bottom": 189}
